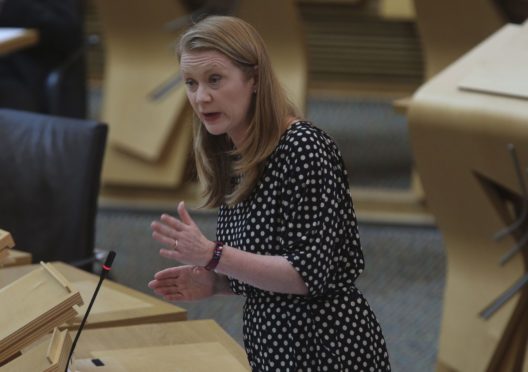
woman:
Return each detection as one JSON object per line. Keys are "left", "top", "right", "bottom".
{"left": 148, "top": 15, "right": 391, "bottom": 371}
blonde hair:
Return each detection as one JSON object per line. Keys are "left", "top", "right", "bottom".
{"left": 177, "top": 15, "right": 298, "bottom": 207}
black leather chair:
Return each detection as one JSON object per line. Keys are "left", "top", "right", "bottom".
{"left": 0, "top": 109, "right": 107, "bottom": 269}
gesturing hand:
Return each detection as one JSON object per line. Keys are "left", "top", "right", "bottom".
{"left": 148, "top": 265, "right": 217, "bottom": 301}
{"left": 151, "top": 201, "right": 214, "bottom": 267}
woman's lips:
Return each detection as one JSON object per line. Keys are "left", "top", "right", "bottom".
{"left": 202, "top": 112, "right": 221, "bottom": 122}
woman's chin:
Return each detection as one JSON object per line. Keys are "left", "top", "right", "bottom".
{"left": 204, "top": 126, "right": 226, "bottom": 137}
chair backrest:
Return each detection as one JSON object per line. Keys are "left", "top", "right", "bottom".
{"left": 0, "top": 109, "right": 107, "bottom": 265}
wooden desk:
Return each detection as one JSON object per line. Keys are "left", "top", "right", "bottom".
{"left": 70, "top": 319, "right": 250, "bottom": 370}
{"left": 0, "top": 249, "right": 32, "bottom": 268}
{"left": 0, "top": 28, "right": 38, "bottom": 55}
{"left": 76, "top": 342, "right": 248, "bottom": 371}
{"left": 408, "top": 22, "right": 528, "bottom": 372}
{"left": 0, "top": 262, "right": 186, "bottom": 329}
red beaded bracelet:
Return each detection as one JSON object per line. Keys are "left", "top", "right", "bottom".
{"left": 204, "top": 241, "right": 224, "bottom": 271}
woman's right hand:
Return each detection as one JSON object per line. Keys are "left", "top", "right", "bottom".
{"left": 148, "top": 265, "right": 218, "bottom": 301}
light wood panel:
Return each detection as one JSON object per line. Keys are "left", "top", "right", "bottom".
{"left": 413, "top": 0, "right": 505, "bottom": 79}
{"left": 384, "top": 0, "right": 507, "bottom": 226}
{"left": 0, "top": 250, "right": 32, "bottom": 268}
{"left": 457, "top": 22, "right": 528, "bottom": 100}
{"left": 0, "top": 230, "right": 13, "bottom": 251}
{"left": 408, "top": 22, "right": 528, "bottom": 372}
{"left": 380, "top": 0, "right": 415, "bottom": 20}
{"left": 0, "top": 263, "right": 82, "bottom": 363}
{"left": 68, "top": 320, "right": 249, "bottom": 369}
{"left": 1, "top": 329, "right": 72, "bottom": 372}
{"left": 77, "top": 342, "right": 248, "bottom": 372}
{"left": 101, "top": 105, "right": 193, "bottom": 188}
{"left": 94, "top": 0, "right": 189, "bottom": 162}
{"left": 0, "top": 262, "right": 187, "bottom": 329}
{"left": 0, "top": 230, "right": 12, "bottom": 265}
{"left": 0, "top": 228, "right": 31, "bottom": 267}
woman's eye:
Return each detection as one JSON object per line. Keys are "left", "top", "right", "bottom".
{"left": 209, "top": 75, "right": 221, "bottom": 85}
{"left": 184, "top": 79, "right": 196, "bottom": 88}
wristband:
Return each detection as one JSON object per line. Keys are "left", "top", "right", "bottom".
{"left": 204, "top": 241, "right": 224, "bottom": 271}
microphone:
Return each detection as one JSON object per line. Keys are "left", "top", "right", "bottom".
{"left": 64, "top": 251, "right": 116, "bottom": 372}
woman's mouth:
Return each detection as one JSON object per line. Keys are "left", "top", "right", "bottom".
{"left": 202, "top": 112, "right": 221, "bottom": 122}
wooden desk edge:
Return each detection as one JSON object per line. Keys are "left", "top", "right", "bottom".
{"left": 0, "top": 262, "right": 187, "bottom": 328}
{"left": 68, "top": 319, "right": 249, "bottom": 369}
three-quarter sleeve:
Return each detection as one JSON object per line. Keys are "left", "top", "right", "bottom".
{"left": 279, "top": 126, "right": 349, "bottom": 297}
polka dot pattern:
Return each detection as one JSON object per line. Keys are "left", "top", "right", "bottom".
{"left": 217, "top": 122, "right": 391, "bottom": 371}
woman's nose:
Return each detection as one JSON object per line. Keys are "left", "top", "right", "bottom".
{"left": 196, "top": 86, "right": 212, "bottom": 103}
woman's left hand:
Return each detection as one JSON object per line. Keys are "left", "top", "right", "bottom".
{"left": 148, "top": 265, "right": 218, "bottom": 301}
{"left": 151, "top": 201, "right": 214, "bottom": 266}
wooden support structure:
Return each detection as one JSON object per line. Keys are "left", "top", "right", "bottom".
{"left": 372, "top": 0, "right": 507, "bottom": 226}
{"left": 1, "top": 328, "right": 72, "bottom": 372}
{"left": 408, "top": 21, "right": 528, "bottom": 372}
{"left": 0, "top": 263, "right": 82, "bottom": 363}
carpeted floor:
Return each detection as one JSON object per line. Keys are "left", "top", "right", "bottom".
{"left": 306, "top": 96, "right": 413, "bottom": 189}
{"left": 93, "top": 95, "right": 446, "bottom": 372}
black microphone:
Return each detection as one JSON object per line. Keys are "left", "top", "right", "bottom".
{"left": 64, "top": 251, "right": 116, "bottom": 371}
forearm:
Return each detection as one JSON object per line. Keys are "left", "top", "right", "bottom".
{"left": 150, "top": 203, "right": 307, "bottom": 295}
{"left": 214, "top": 246, "right": 308, "bottom": 295}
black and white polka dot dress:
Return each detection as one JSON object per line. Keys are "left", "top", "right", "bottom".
{"left": 216, "top": 121, "right": 391, "bottom": 371}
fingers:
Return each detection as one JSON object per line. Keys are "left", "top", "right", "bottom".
{"left": 148, "top": 279, "right": 164, "bottom": 290}
{"left": 159, "top": 248, "right": 181, "bottom": 261}
{"left": 148, "top": 268, "right": 187, "bottom": 302}
{"left": 158, "top": 201, "right": 194, "bottom": 231}
{"left": 151, "top": 219, "right": 180, "bottom": 240}
{"left": 160, "top": 213, "right": 186, "bottom": 230}
{"left": 177, "top": 201, "right": 195, "bottom": 226}
{"left": 150, "top": 202, "right": 194, "bottom": 245}
{"left": 148, "top": 267, "right": 186, "bottom": 292}
{"left": 149, "top": 282, "right": 181, "bottom": 295}
{"left": 152, "top": 231, "right": 177, "bottom": 249}
{"left": 149, "top": 283, "right": 185, "bottom": 301}
{"left": 152, "top": 202, "right": 208, "bottom": 267}
{"left": 153, "top": 266, "right": 185, "bottom": 279}
{"left": 148, "top": 278, "right": 177, "bottom": 293}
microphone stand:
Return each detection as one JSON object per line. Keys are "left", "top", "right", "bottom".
{"left": 64, "top": 251, "right": 116, "bottom": 372}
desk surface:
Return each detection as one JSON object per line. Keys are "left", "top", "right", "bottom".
{"left": 0, "top": 28, "right": 38, "bottom": 55}
{"left": 0, "top": 249, "right": 32, "bottom": 268}
{"left": 70, "top": 319, "right": 250, "bottom": 370}
{"left": 0, "top": 262, "right": 187, "bottom": 329}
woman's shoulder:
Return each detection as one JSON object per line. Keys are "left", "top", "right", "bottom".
{"left": 278, "top": 120, "right": 338, "bottom": 154}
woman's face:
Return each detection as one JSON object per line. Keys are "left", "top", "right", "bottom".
{"left": 180, "top": 49, "right": 256, "bottom": 147}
